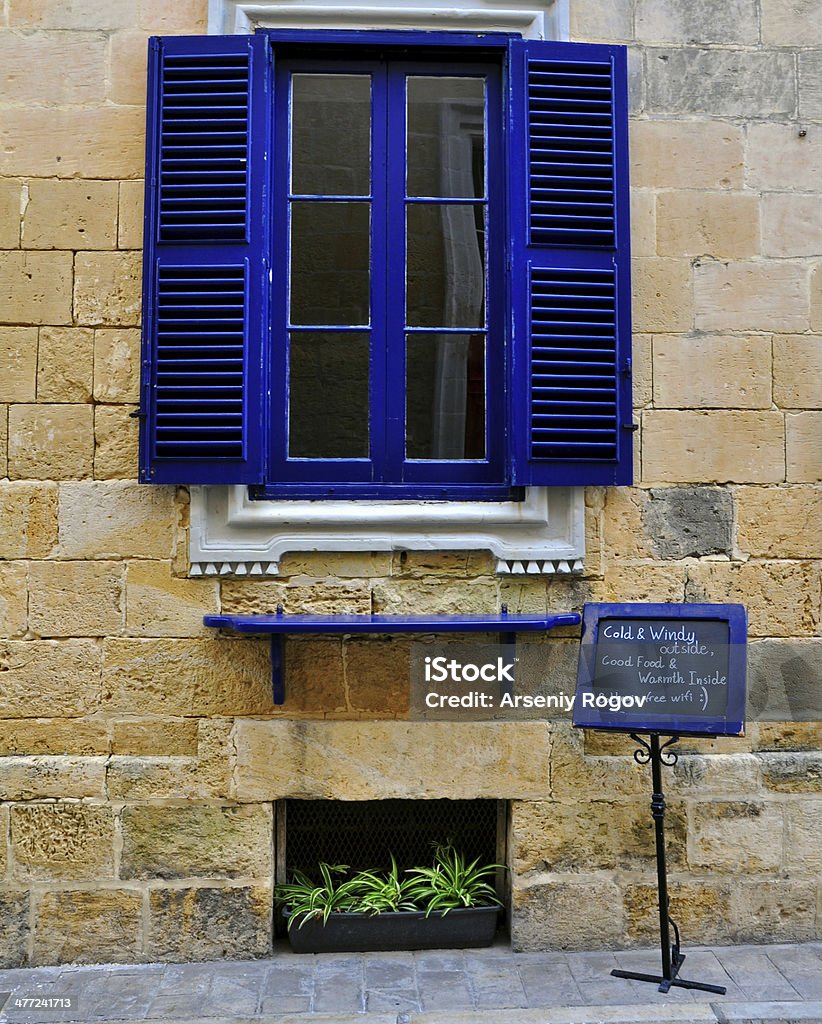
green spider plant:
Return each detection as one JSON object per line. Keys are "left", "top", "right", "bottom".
{"left": 405, "top": 843, "right": 504, "bottom": 917}
{"left": 354, "top": 855, "right": 419, "bottom": 915}
{"left": 274, "top": 863, "right": 365, "bottom": 929}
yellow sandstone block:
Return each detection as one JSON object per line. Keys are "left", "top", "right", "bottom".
{"left": 32, "top": 889, "right": 142, "bottom": 966}
{"left": 686, "top": 560, "right": 820, "bottom": 637}
{"left": 111, "top": 718, "right": 199, "bottom": 756}
{"left": 136, "top": 0, "right": 208, "bottom": 32}
{"left": 11, "top": 803, "right": 115, "bottom": 881}
{"left": 642, "top": 411, "right": 785, "bottom": 484}
{"left": 94, "top": 329, "right": 141, "bottom": 402}
{"left": 811, "top": 265, "right": 822, "bottom": 331}
{"left": 787, "top": 412, "right": 822, "bottom": 482}
{"left": 694, "top": 260, "right": 809, "bottom": 333}
{"left": 0, "top": 406, "right": 6, "bottom": 478}
{"left": 28, "top": 560, "right": 123, "bottom": 638}
{"left": 747, "top": 124, "right": 822, "bottom": 191}
{"left": 0, "top": 327, "right": 37, "bottom": 402}
{"left": 117, "top": 182, "right": 144, "bottom": 250}
{"left": 653, "top": 334, "right": 772, "bottom": 409}
{"left": 656, "top": 191, "right": 759, "bottom": 259}
{"left": 109, "top": 32, "right": 149, "bottom": 107}
{"left": 774, "top": 336, "right": 822, "bottom": 408}
{"left": 630, "top": 121, "right": 744, "bottom": 189}
{"left": 94, "top": 404, "right": 139, "bottom": 479}
{"left": 629, "top": 190, "right": 656, "bottom": 257}
{"left": 631, "top": 258, "right": 693, "bottom": 332}
{"left": 74, "top": 251, "right": 142, "bottom": 327}
{"left": 737, "top": 485, "right": 822, "bottom": 558}
{"left": 762, "top": 194, "right": 822, "bottom": 258}
{"left": 0, "top": 562, "right": 28, "bottom": 638}
{"left": 58, "top": 480, "right": 176, "bottom": 559}
{"left": 120, "top": 803, "right": 273, "bottom": 880}
{"left": 8, "top": 404, "right": 94, "bottom": 479}
{"left": 0, "top": 181, "right": 22, "bottom": 248}
{"left": 0, "top": 718, "right": 109, "bottom": 756}
{"left": 0, "top": 481, "right": 58, "bottom": 558}
{"left": 125, "top": 559, "right": 218, "bottom": 637}
{"left": 9, "top": 0, "right": 136, "bottom": 30}
{"left": 23, "top": 179, "right": 118, "bottom": 250}
{"left": 37, "top": 327, "right": 94, "bottom": 402}
{"left": 0, "top": 107, "right": 145, "bottom": 180}
{"left": 0, "top": 31, "right": 108, "bottom": 106}
{"left": 0, "top": 252, "right": 73, "bottom": 325}
{"left": 0, "top": 639, "right": 103, "bottom": 718}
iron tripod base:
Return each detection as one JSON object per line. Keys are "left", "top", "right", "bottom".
{"left": 609, "top": 733, "right": 727, "bottom": 997}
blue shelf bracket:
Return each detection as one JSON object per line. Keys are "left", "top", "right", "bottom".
{"left": 204, "top": 609, "right": 581, "bottom": 706}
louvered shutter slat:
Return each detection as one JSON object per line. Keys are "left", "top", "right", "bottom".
{"left": 139, "top": 34, "right": 270, "bottom": 485}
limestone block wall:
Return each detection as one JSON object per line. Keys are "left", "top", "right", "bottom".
{"left": 0, "top": 0, "right": 820, "bottom": 966}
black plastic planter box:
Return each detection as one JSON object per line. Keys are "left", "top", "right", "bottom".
{"left": 284, "top": 905, "right": 499, "bottom": 954}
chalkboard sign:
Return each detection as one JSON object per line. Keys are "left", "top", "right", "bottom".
{"left": 574, "top": 603, "right": 747, "bottom": 736}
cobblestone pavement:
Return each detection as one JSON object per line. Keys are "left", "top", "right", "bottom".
{"left": 0, "top": 941, "right": 820, "bottom": 1024}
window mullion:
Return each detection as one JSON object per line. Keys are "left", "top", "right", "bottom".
{"left": 381, "top": 62, "right": 408, "bottom": 483}
{"left": 367, "top": 63, "right": 390, "bottom": 484}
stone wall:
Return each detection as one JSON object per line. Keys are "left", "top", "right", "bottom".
{"left": 0, "top": 0, "right": 820, "bottom": 965}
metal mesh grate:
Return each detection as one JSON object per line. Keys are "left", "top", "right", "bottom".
{"left": 283, "top": 799, "right": 501, "bottom": 878}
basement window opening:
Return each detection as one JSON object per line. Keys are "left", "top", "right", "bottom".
{"left": 275, "top": 798, "right": 507, "bottom": 935}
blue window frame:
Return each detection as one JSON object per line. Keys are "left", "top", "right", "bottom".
{"left": 265, "top": 54, "right": 507, "bottom": 499}
{"left": 138, "top": 30, "right": 633, "bottom": 496}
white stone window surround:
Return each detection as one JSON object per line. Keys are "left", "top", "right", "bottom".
{"left": 193, "top": 0, "right": 584, "bottom": 577}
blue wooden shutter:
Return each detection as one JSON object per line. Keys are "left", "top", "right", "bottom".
{"left": 507, "top": 39, "right": 633, "bottom": 486}
{"left": 139, "top": 34, "right": 271, "bottom": 485}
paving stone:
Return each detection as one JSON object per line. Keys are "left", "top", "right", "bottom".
{"left": 714, "top": 1001, "right": 822, "bottom": 1021}
{"left": 146, "top": 991, "right": 211, "bottom": 1018}
{"left": 312, "top": 962, "right": 365, "bottom": 1014}
{"left": 765, "top": 947, "right": 822, "bottom": 999}
{"left": 517, "top": 961, "right": 584, "bottom": 1005}
{"left": 413, "top": 952, "right": 466, "bottom": 971}
{"left": 714, "top": 947, "right": 802, "bottom": 1000}
{"left": 365, "top": 989, "right": 422, "bottom": 1013}
{"left": 208, "top": 974, "right": 262, "bottom": 1016}
{"left": 567, "top": 952, "right": 660, "bottom": 1006}
{"left": 417, "top": 968, "right": 475, "bottom": 1011}
{"left": 364, "top": 959, "right": 418, "bottom": 990}
{"left": 258, "top": 964, "right": 314, "bottom": 1014}
{"left": 158, "top": 963, "right": 217, "bottom": 994}
{"left": 86, "top": 988, "right": 153, "bottom": 1020}
{"left": 465, "top": 956, "right": 529, "bottom": 1008}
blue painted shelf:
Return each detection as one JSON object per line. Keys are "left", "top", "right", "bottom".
{"left": 204, "top": 610, "right": 581, "bottom": 704}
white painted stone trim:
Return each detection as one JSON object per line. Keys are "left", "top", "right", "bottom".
{"left": 209, "top": 0, "right": 569, "bottom": 40}
{"left": 195, "top": 0, "right": 579, "bottom": 578}
{"left": 189, "top": 485, "right": 585, "bottom": 575}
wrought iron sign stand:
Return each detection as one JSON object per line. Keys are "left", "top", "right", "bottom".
{"left": 610, "top": 732, "right": 726, "bottom": 996}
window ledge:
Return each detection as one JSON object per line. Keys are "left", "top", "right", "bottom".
{"left": 188, "top": 485, "right": 585, "bottom": 576}
{"left": 210, "top": 0, "right": 568, "bottom": 40}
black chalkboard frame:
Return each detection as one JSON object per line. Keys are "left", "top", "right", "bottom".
{"left": 574, "top": 602, "right": 747, "bottom": 737}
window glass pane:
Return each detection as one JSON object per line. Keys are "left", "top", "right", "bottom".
{"left": 291, "top": 201, "right": 370, "bottom": 326}
{"left": 291, "top": 74, "right": 371, "bottom": 196}
{"left": 406, "top": 204, "right": 485, "bottom": 328}
{"left": 289, "top": 332, "right": 369, "bottom": 458}
{"left": 406, "top": 77, "right": 485, "bottom": 198}
{"left": 406, "top": 333, "right": 485, "bottom": 460}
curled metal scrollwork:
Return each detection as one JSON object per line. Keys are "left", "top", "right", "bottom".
{"left": 659, "top": 735, "right": 680, "bottom": 766}
{"left": 630, "top": 733, "right": 653, "bottom": 765}
{"left": 629, "top": 733, "right": 680, "bottom": 766}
